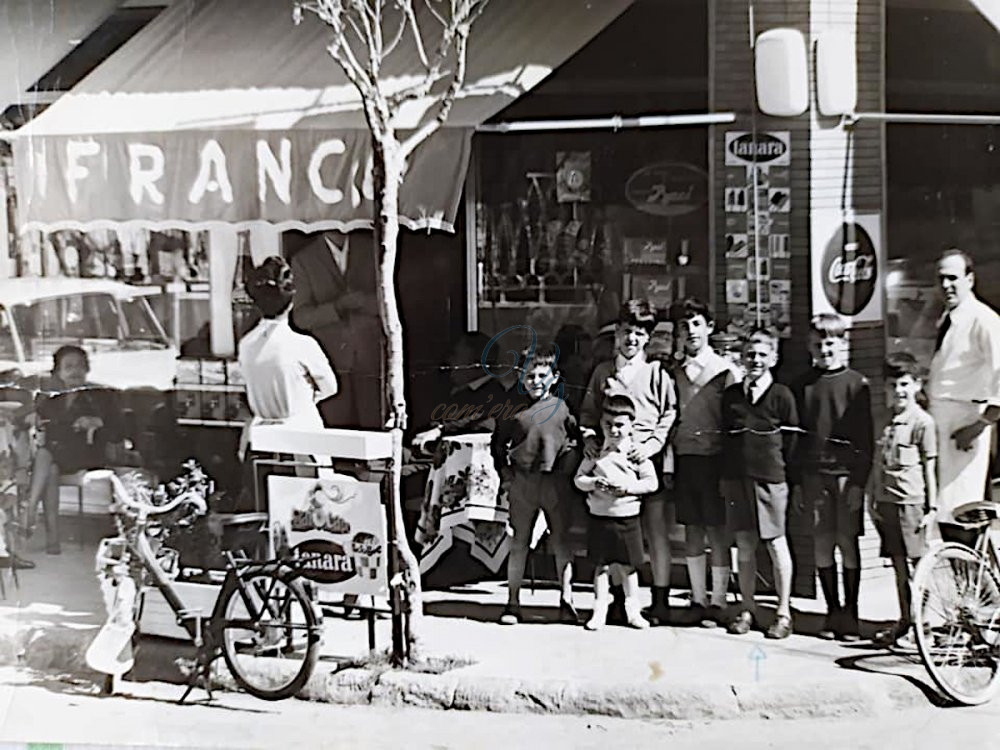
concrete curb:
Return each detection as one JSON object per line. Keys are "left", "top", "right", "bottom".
{"left": 0, "top": 624, "right": 931, "bottom": 720}
{"left": 322, "top": 666, "right": 926, "bottom": 720}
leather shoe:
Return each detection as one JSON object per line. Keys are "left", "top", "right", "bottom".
{"left": 766, "top": 614, "right": 793, "bottom": 639}
{"left": 727, "top": 610, "right": 754, "bottom": 635}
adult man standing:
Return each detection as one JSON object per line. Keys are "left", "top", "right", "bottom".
{"left": 289, "top": 230, "right": 384, "bottom": 430}
{"left": 927, "top": 249, "right": 1000, "bottom": 524}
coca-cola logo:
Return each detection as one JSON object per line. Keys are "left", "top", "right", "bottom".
{"left": 726, "top": 133, "right": 789, "bottom": 164}
{"left": 625, "top": 162, "right": 707, "bottom": 217}
{"left": 292, "top": 539, "right": 356, "bottom": 584}
{"left": 821, "top": 223, "right": 878, "bottom": 316}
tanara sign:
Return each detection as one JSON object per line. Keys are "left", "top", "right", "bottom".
{"left": 268, "top": 475, "right": 388, "bottom": 597}
{"left": 13, "top": 129, "right": 471, "bottom": 231}
{"left": 724, "top": 131, "right": 791, "bottom": 166}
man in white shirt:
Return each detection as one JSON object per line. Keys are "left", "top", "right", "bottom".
{"left": 927, "top": 249, "right": 1000, "bottom": 523}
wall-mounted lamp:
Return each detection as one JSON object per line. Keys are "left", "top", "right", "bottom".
{"left": 816, "top": 29, "right": 857, "bottom": 116}
{"left": 754, "top": 29, "right": 809, "bottom": 117}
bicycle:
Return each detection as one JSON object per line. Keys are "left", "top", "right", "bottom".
{"left": 87, "top": 470, "right": 323, "bottom": 702}
{"left": 911, "top": 501, "right": 1000, "bottom": 705}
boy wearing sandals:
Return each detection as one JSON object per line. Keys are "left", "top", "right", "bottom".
{"left": 870, "top": 353, "right": 938, "bottom": 648}
{"left": 575, "top": 393, "right": 659, "bottom": 630}
{"left": 720, "top": 328, "right": 798, "bottom": 639}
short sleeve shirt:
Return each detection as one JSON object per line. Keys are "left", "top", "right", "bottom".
{"left": 880, "top": 405, "right": 937, "bottom": 504}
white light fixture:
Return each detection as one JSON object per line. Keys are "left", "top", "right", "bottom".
{"left": 754, "top": 29, "right": 809, "bottom": 117}
{"left": 816, "top": 30, "right": 857, "bottom": 116}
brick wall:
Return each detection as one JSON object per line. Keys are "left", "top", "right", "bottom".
{"left": 710, "top": 0, "right": 891, "bottom": 591}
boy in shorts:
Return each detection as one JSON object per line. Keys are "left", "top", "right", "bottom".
{"left": 492, "top": 343, "right": 580, "bottom": 625}
{"left": 575, "top": 394, "right": 659, "bottom": 630}
{"left": 672, "top": 298, "right": 740, "bottom": 625}
{"left": 870, "top": 353, "right": 938, "bottom": 647}
{"left": 792, "top": 313, "right": 874, "bottom": 641}
{"left": 720, "top": 328, "right": 798, "bottom": 639}
{"left": 580, "top": 300, "right": 676, "bottom": 625}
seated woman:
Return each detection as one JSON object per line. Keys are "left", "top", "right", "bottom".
{"left": 25, "top": 345, "right": 121, "bottom": 556}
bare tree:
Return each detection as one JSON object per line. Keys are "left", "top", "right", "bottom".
{"left": 293, "top": 0, "right": 489, "bottom": 664}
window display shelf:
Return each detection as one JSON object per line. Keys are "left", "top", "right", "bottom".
{"left": 177, "top": 418, "right": 245, "bottom": 428}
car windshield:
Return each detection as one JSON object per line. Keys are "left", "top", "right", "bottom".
{"left": 9, "top": 292, "right": 166, "bottom": 360}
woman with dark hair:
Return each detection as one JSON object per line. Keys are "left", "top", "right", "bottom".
{"left": 237, "top": 256, "right": 339, "bottom": 446}
{"left": 25, "top": 345, "right": 121, "bottom": 556}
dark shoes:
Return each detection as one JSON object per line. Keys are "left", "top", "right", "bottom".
{"left": 699, "top": 605, "right": 726, "bottom": 629}
{"left": 818, "top": 609, "right": 841, "bottom": 640}
{"left": 499, "top": 604, "right": 522, "bottom": 625}
{"left": 838, "top": 611, "right": 861, "bottom": 642}
{"left": 559, "top": 599, "right": 581, "bottom": 624}
{"left": 727, "top": 610, "right": 755, "bottom": 635}
{"left": 873, "top": 619, "right": 911, "bottom": 648}
{"left": 766, "top": 614, "right": 794, "bottom": 640}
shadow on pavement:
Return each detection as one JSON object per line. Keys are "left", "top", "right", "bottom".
{"left": 834, "top": 649, "right": 948, "bottom": 706}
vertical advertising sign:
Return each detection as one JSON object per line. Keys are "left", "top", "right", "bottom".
{"left": 723, "top": 131, "right": 793, "bottom": 337}
{"left": 268, "top": 476, "right": 389, "bottom": 596}
{"left": 810, "top": 211, "right": 883, "bottom": 324}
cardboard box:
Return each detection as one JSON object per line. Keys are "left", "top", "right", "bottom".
{"left": 138, "top": 581, "right": 221, "bottom": 640}
{"left": 175, "top": 359, "right": 201, "bottom": 385}
{"left": 201, "top": 359, "right": 227, "bottom": 385}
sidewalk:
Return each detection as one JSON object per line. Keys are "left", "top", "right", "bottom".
{"left": 0, "top": 536, "right": 939, "bottom": 721}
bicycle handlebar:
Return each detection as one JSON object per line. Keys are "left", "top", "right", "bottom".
{"left": 101, "top": 471, "right": 206, "bottom": 517}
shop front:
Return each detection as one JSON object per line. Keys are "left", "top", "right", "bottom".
{"left": 3, "top": 0, "right": 636, "bottom": 591}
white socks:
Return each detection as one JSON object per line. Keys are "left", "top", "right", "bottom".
{"left": 711, "top": 566, "right": 731, "bottom": 608}
{"left": 686, "top": 555, "right": 708, "bottom": 607}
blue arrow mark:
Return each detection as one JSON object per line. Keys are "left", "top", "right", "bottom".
{"left": 749, "top": 645, "right": 767, "bottom": 682}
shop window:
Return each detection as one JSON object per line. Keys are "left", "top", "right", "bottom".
{"left": 472, "top": 129, "right": 710, "bottom": 346}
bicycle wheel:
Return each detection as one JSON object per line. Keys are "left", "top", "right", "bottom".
{"left": 220, "top": 573, "right": 321, "bottom": 700}
{"left": 911, "top": 542, "right": 1000, "bottom": 705}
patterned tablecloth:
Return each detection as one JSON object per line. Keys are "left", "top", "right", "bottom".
{"left": 415, "top": 433, "right": 545, "bottom": 574}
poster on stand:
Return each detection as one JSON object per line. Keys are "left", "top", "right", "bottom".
{"left": 268, "top": 476, "right": 388, "bottom": 596}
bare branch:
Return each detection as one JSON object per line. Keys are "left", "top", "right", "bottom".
{"left": 400, "top": 11, "right": 473, "bottom": 159}
{"left": 400, "top": 0, "right": 431, "bottom": 69}
{"left": 382, "top": 7, "right": 408, "bottom": 59}
{"left": 422, "top": 0, "right": 448, "bottom": 29}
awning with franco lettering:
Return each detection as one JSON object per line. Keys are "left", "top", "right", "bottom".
{"left": 10, "top": 0, "right": 633, "bottom": 234}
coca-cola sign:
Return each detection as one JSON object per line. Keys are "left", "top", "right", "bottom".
{"left": 821, "top": 223, "right": 878, "bottom": 316}
{"left": 724, "top": 131, "right": 791, "bottom": 166}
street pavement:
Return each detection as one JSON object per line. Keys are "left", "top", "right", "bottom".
{"left": 0, "top": 533, "right": 963, "bottom": 721}
{"left": 0, "top": 668, "right": 998, "bottom": 749}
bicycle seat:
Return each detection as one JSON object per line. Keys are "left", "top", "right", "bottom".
{"left": 952, "top": 501, "right": 1000, "bottom": 529}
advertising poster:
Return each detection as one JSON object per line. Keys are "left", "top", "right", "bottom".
{"left": 723, "top": 131, "right": 793, "bottom": 337}
{"left": 268, "top": 476, "right": 389, "bottom": 596}
{"left": 810, "top": 211, "right": 883, "bottom": 324}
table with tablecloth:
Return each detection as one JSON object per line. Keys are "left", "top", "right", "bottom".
{"left": 415, "top": 433, "right": 547, "bottom": 574}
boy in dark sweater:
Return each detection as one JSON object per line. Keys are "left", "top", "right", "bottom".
{"left": 492, "top": 343, "right": 580, "bottom": 625}
{"left": 791, "top": 313, "right": 874, "bottom": 641}
{"left": 720, "top": 328, "right": 798, "bottom": 639}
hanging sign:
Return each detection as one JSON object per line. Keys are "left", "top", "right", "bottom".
{"left": 625, "top": 162, "right": 708, "bottom": 217}
{"left": 810, "top": 211, "right": 883, "bottom": 323}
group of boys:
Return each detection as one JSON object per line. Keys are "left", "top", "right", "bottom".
{"left": 491, "top": 297, "right": 937, "bottom": 646}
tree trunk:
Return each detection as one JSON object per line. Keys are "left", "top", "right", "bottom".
{"left": 371, "top": 134, "right": 424, "bottom": 664}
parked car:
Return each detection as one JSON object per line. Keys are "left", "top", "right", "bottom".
{"left": 0, "top": 278, "right": 178, "bottom": 390}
